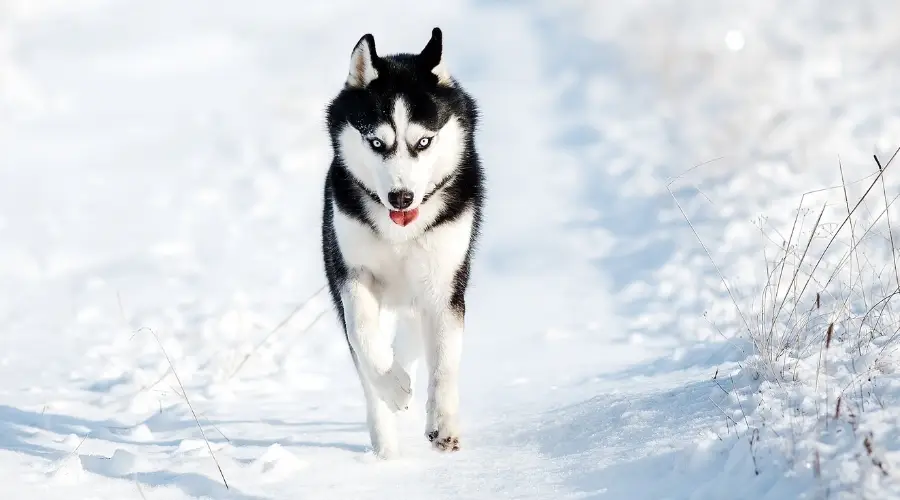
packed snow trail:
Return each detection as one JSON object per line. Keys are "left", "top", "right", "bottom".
{"left": 0, "top": 1, "right": 691, "bottom": 498}
{"left": 4, "top": 0, "right": 900, "bottom": 498}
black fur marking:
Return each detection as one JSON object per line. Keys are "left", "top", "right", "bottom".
{"left": 418, "top": 28, "right": 443, "bottom": 72}
{"left": 328, "top": 158, "right": 377, "bottom": 233}
{"left": 446, "top": 180, "right": 483, "bottom": 319}
{"left": 321, "top": 168, "right": 349, "bottom": 335}
{"left": 322, "top": 27, "right": 485, "bottom": 341}
{"left": 348, "top": 173, "right": 381, "bottom": 206}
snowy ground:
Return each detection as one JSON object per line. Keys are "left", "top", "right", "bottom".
{"left": 3, "top": 0, "right": 900, "bottom": 498}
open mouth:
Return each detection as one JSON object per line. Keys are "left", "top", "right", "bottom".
{"left": 389, "top": 208, "right": 419, "bottom": 227}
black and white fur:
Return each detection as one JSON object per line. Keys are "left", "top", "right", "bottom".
{"left": 320, "top": 27, "right": 484, "bottom": 458}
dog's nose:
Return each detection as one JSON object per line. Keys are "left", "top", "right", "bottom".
{"left": 387, "top": 189, "right": 414, "bottom": 210}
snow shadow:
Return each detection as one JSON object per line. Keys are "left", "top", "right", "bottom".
{"left": 521, "top": 377, "right": 728, "bottom": 498}
{"left": 598, "top": 338, "right": 753, "bottom": 382}
{"left": 0, "top": 405, "right": 63, "bottom": 460}
{"left": 0, "top": 403, "right": 363, "bottom": 498}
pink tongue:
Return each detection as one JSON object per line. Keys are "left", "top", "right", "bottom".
{"left": 389, "top": 208, "right": 419, "bottom": 227}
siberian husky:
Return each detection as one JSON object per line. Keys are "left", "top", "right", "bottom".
{"left": 320, "top": 27, "right": 484, "bottom": 458}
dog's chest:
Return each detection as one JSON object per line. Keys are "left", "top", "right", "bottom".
{"left": 345, "top": 230, "right": 443, "bottom": 287}
{"left": 334, "top": 211, "right": 473, "bottom": 303}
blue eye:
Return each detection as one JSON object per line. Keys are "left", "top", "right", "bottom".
{"left": 416, "top": 136, "right": 433, "bottom": 150}
{"left": 368, "top": 137, "right": 385, "bottom": 151}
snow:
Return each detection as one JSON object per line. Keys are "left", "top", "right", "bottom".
{"left": 3, "top": 0, "right": 900, "bottom": 498}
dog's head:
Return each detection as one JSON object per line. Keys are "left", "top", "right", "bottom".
{"left": 327, "top": 28, "right": 467, "bottom": 227}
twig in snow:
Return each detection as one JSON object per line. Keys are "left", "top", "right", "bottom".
{"left": 875, "top": 152, "right": 900, "bottom": 289}
{"left": 131, "top": 326, "right": 229, "bottom": 490}
{"left": 165, "top": 384, "right": 232, "bottom": 443}
{"left": 134, "top": 475, "right": 148, "bottom": 499}
{"left": 51, "top": 430, "right": 91, "bottom": 475}
{"left": 666, "top": 171, "right": 758, "bottom": 354}
{"left": 226, "top": 284, "right": 328, "bottom": 379}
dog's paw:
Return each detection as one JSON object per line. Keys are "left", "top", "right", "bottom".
{"left": 425, "top": 405, "right": 461, "bottom": 452}
{"left": 426, "top": 429, "right": 460, "bottom": 452}
{"left": 373, "top": 363, "right": 412, "bottom": 411}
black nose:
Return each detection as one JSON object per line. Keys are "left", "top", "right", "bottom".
{"left": 387, "top": 189, "right": 414, "bottom": 210}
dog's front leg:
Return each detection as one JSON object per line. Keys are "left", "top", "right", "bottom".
{"left": 423, "top": 304, "right": 464, "bottom": 452}
{"left": 341, "top": 270, "right": 411, "bottom": 458}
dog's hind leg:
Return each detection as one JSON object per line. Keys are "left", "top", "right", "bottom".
{"left": 341, "top": 270, "right": 411, "bottom": 458}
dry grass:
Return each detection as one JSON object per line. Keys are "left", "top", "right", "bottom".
{"left": 131, "top": 325, "right": 230, "bottom": 490}
{"left": 670, "top": 145, "right": 900, "bottom": 490}
{"left": 670, "top": 146, "right": 900, "bottom": 377}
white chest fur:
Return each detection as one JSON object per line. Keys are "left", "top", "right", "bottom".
{"left": 333, "top": 203, "right": 474, "bottom": 309}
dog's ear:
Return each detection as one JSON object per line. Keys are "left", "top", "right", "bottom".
{"left": 418, "top": 27, "right": 452, "bottom": 86}
{"left": 347, "top": 33, "right": 379, "bottom": 88}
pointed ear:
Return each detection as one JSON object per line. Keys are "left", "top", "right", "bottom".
{"left": 418, "top": 27, "right": 452, "bottom": 86}
{"left": 347, "top": 34, "right": 379, "bottom": 88}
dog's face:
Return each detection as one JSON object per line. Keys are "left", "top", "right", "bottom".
{"left": 329, "top": 28, "right": 465, "bottom": 227}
